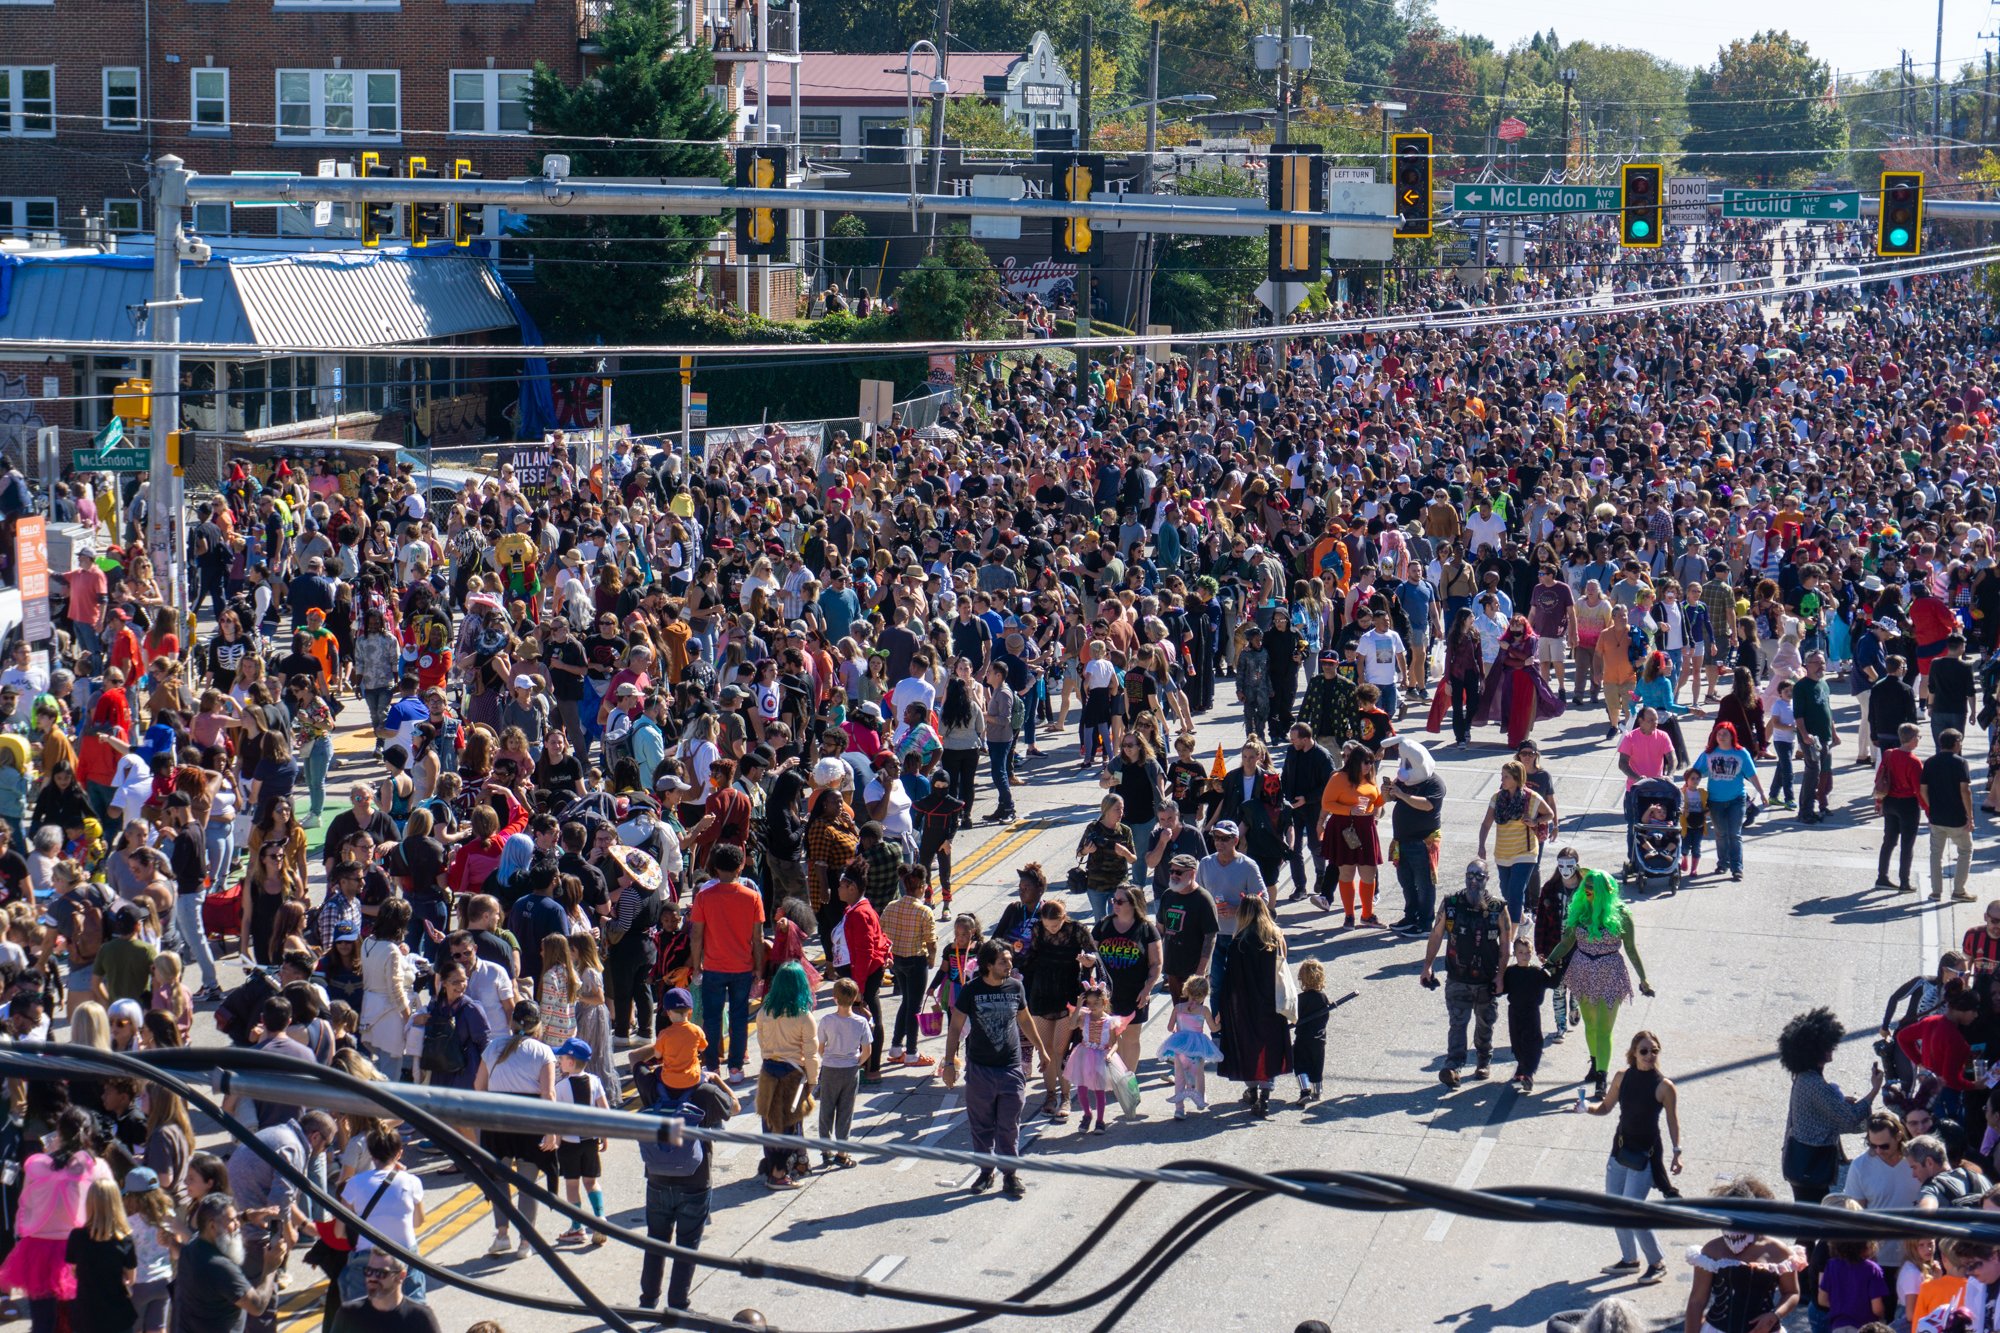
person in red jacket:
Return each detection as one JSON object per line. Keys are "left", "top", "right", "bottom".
{"left": 448, "top": 805, "right": 509, "bottom": 901}
{"left": 833, "top": 864, "right": 892, "bottom": 1083}
{"left": 1896, "top": 986, "right": 1981, "bottom": 1120}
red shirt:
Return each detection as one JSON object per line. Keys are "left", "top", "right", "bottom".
{"left": 78, "top": 689, "right": 130, "bottom": 787}
{"left": 1878, "top": 749, "right": 1925, "bottom": 804}
{"left": 1962, "top": 926, "right": 2000, "bottom": 967}
{"left": 1897, "top": 1012, "right": 1977, "bottom": 1090}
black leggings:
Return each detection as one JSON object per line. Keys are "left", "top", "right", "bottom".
{"left": 1880, "top": 796, "right": 1920, "bottom": 887}
{"left": 940, "top": 750, "right": 980, "bottom": 825}
{"left": 1450, "top": 673, "right": 1481, "bottom": 741}
{"left": 916, "top": 829, "right": 954, "bottom": 904}
{"left": 610, "top": 954, "right": 654, "bottom": 1040}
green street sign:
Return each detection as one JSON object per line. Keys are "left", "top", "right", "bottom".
{"left": 1451, "top": 182, "right": 1622, "bottom": 214}
{"left": 74, "top": 447, "right": 150, "bottom": 472}
{"left": 90, "top": 417, "right": 124, "bottom": 451}
{"left": 1720, "top": 189, "right": 1861, "bottom": 221}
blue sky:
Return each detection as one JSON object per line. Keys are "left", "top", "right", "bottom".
{"left": 1428, "top": 0, "right": 1988, "bottom": 79}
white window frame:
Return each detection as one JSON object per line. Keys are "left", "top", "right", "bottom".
{"left": 192, "top": 202, "right": 232, "bottom": 236}
{"left": 448, "top": 68, "right": 531, "bottom": 135}
{"left": 0, "top": 68, "right": 55, "bottom": 138}
{"left": 0, "top": 198, "right": 57, "bottom": 235}
{"left": 104, "top": 198, "right": 143, "bottom": 233}
{"left": 102, "top": 67, "right": 140, "bottom": 131}
{"left": 798, "top": 116, "right": 840, "bottom": 143}
{"left": 190, "top": 67, "right": 229, "bottom": 133}
{"left": 274, "top": 68, "right": 400, "bottom": 141}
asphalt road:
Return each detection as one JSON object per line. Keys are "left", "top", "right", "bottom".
{"left": 192, "top": 675, "right": 1971, "bottom": 1333}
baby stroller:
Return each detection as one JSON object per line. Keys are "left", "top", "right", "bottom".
{"left": 1623, "top": 777, "right": 1683, "bottom": 896}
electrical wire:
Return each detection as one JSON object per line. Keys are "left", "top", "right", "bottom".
{"left": 5, "top": 235, "right": 1990, "bottom": 363}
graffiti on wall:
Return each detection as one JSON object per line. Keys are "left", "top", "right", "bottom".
{"left": 0, "top": 371, "right": 48, "bottom": 458}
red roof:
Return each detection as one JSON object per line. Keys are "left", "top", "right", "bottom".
{"left": 751, "top": 51, "right": 1026, "bottom": 106}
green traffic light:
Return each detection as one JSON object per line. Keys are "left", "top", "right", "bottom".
{"left": 1889, "top": 227, "right": 1911, "bottom": 247}
{"left": 1630, "top": 219, "right": 1651, "bottom": 239}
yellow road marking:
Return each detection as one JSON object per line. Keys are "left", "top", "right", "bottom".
{"left": 276, "top": 817, "right": 1058, "bottom": 1329}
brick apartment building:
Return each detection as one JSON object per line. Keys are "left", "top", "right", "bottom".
{"left": 0, "top": 0, "right": 799, "bottom": 243}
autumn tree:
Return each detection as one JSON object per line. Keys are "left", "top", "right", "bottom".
{"left": 1683, "top": 31, "right": 1844, "bottom": 186}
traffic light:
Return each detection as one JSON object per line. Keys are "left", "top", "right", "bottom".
{"left": 405, "top": 157, "right": 445, "bottom": 248}
{"left": 1266, "top": 144, "right": 1324, "bottom": 282}
{"left": 1391, "top": 132, "right": 1431, "bottom": 239}
{"left": 359, "top": 151, "right": 394, "bottom": 248}
{"left": 452, "top": 159, "right": 483, "bottom": 247}
{"left": 1052, "top": 152, "right": 1104, "bottom": 260}
{"left": 1620, "top": 163, "right": 1663, "bottom": 248}
{"left": 734, "top": 145, "right": 788, "bottom": 258}
{"left": 1877, "top": 171, "right": 1923, "bottom": 256}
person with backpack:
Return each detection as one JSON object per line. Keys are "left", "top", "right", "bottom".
{"left": 634, "top": 1064, "right": 739, "bottom": 1318}
{"left": 45, "top": 865, "right": 113, "bottom": 1019}
{"left": 1418, "top": 861, "right": 1515, "bottom": 1089}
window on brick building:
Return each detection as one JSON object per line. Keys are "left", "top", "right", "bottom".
{"left": 277, "top": 69, "right": 399, "bottom": 140}
{"left": 0, "top": 199, "right": 56, "bottom": 236}
{"left": 450, "top": 70, "right": 531, "bottom": 134}
{"left": 104, "top": 199, "right": 144, "bottom": 233}
{"left": 102, "top": 68, "right": 140, "bottom": 130}
{"left": 0, "top": 68, "right": 55, "bottom": 137}
{"left": 193, "top": 202, "right": 232, "bottom": 236}
{"left": 191, "top": 69, "right": 230, "bottom": 131}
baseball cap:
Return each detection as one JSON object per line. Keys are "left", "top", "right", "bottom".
{"left": 123, "top": 1166, "right": 160, "bottom": 1194}
{"left": 512, "top": 675, "right": 535, "bottom": 691}
{"left": 662, "top": 987, "right": 695, "bottom": 1012}
{"left": 554, "top": 1038, "right": 593, "bottom": 1063}
{"left": 1211, "top": 820, "right": 1240, "bottom": 838}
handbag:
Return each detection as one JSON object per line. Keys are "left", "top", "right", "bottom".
{"left": 1064, "top": 865, "right": 1091, "bottom": 895}
{"left": 1780, "top": 1136, "right": 1840, "bottom": 1188}
{"left": 917, "top": 1006, "right": 944, "bottom": 1038}
{"left": 1275, "top": 953, "right": 1300, "bottom": 1023}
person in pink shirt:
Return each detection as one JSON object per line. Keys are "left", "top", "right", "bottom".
{"left": 65, "top": 551, "right": 107, "bottom": 666}
{"left": 0, "top": 1107, "right": 113, "bottom": 1330}
{"left": 1617, "top": 707, "right": 1678, "bottom": 790}
{"left": 841, "top": 701, "right": 885, "bottom": 762}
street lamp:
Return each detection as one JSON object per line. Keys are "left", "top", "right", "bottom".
{"left": 886, "top": 42, "right": 949, "bottom": 246}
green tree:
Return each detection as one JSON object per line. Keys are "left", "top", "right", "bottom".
{"left": 825, "top": 214, "right": 874, "bottom": 280}
{"left": 907, "top": 98, "right": 1030, "bottom": 154}
{"left": 521, "top": 0, "right": 731, "bottom": 345}
{"left": 1388, "top": 27, "right": 1480, "bottom": 156}
{"left": 893, "top": 229, "right": 1005, "bottom": 340}
{"left": 518, "top": 0, "right": 732, "bottom": 429}
{"left": 1148, "top": 165, "right": 1261, "bottom": 332}
{"left": 1683, "top": 31, "right": 1845, "bottom": 185}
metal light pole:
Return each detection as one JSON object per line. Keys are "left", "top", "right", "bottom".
{"left": 1131, "top": 27, "right": 1212, "bottom": 362}
{"left": 1276, "top": 0, "right": 1293, "bottom": 146}
{"left": 1076, "top": 13, "right": 1093, "bottom": 353}
{"left": 893, "top": 42, "right": 948, "bottom": 250}
{"left": 1559, "top": 67, "right": 1576, "bottom": 281}
{"left": 148, "top": 155, "right": 187, "bottom": 639}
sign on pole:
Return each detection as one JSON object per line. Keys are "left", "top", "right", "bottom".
{"left": 505, "top": 443, "right": 554, "bottom": 501}
{"left": 74, "top": 447, "right": 149, "bottom": 473}
{"left": 1327, "top": 166, "right": 1376, "bottom": 184}
{"left": 687, "top": 392, "right": 708, "bottom": 428}
{"left": 1719, "top": 189, "right": 1861, "bottom": 221}
{"left": 1668, "top": 177, "right": 1710, "bottom": 225}
{"left": 1496, "top": 117, "right": 1529, "bottom": 142}
{"left": 969, "top": 175, "right": 1026, "bottom": 240}
{"left": 858, "top": 379, "right": 895, "bottom": 431}
{"left": 1450, "top": 182, "right": 1621, "bottom": 214}
{"left": 15, "top": 516, "right": 49, "bottom": 645}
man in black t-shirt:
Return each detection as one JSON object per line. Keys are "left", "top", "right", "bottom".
{"left": 174, "top": 1194, "right": 282, "bottom": 1333}
{"left": 942, "top": 941, "right": 1051, "bottom": 1198}
{"left": 1923, "top": 728, "right": 1976, "bottom": 902}
{"left": 541, "top": 617, "right": 590, "bottom": 748}
{"left": 329, "top": 1252, "right": 440, "bottom": 1333}
{"left": 1154, "top": 854, "right": 1218, "bottom": 998}
{"left": 1924, "top": 632, "right": 1977, "bottom": 745}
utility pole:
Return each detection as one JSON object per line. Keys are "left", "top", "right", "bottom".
{"left": 1276, "top": 0, "right": 1292, "bottom": 146}
{"left": 926, "top": 0, "right": 952, "bottom": 253}
{"left": 147, "top": 155, "right": 187, "bottom": 643}
{"left": 1559, "top": 67, "right": 1576, "bottom": 283}
{"left": 1075, "top": 13, "right": 1092, "bottom": 354}
{"left": 1134, "top": 18, "right": 1161, "bottom": 354}
{"left": 1935, "top": 0, "right": 1946, "bottom": 171}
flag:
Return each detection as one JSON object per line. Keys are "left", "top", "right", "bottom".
{"left": 91, "top": 417, "right": 124, "bottom": 451}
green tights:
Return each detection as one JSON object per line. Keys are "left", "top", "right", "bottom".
{"left": 1578, "top": 999, "right": 1621, "bottom": 1075}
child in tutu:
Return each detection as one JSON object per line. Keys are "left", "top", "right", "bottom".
{"left": 1062, "top": 983, "right": 1130, "bottom": 1134}
{"left": 1159, "top": 975, "right": 1223, "bottom": 1119}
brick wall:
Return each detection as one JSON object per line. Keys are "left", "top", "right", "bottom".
{"left": 0, "top": 358, "right": 80, "bottom": 465}
{"left": 0, "top": 0, "right": 603, "bottom": 240}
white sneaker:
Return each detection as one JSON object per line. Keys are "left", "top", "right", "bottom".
{"left": 1309, "top": 894, "right": 1333, "bottom": 912}
{"left": 515, "top": 1236, "right": 534, "bottom": 1258}
{"left": 1174, "top": 1105, "right": 1187, "bottom": 1120}
{"left": 486, "top": 1234, "right": 512, "bottom": 1258}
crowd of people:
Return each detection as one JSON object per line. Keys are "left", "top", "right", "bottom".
{"left": 0, "top": 213, "right": 1992, "bottom": 1330}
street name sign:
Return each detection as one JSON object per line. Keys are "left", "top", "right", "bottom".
{"left": 1451, "top": 183, "right": 1621, "bottom": 214}
{"left": 1720, "top": 189, "right": 1861, "bottom": 221}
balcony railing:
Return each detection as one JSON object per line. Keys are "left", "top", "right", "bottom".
{"left": 578, "top": 0, "right": 612, "bottom": 47}
{"left": 582, "top": 0, "right": 793, "bottom": 54}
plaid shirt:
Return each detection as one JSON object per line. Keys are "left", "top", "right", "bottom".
{"left": 880, "top": 896, "right": 936, "bottom": 959}
{"left": 315, "top": 888, "right": 361, "bottom": 952}
{"left": 859, "top": 840, "right": 903, "bottom": 914}
{"left": 804, "top": 818, "right": 858, "bottom": 910}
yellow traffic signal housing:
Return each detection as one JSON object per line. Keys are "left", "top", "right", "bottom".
{"left": 1877, "top": 171, "right": 1923, "bottom": 256}
{"left": 359, "top": 151, "right": 394, "bottom": 248}
{"left": 452, "top": 159, "right": 483, "bottom": 247}
{"left": 1620, "top": 163, "right": 1663, "bottom": 248}
{"left": 111, "top": 378, "right": 151, "bottom": 424}
{"left": 734, "top": 146, "right": 789, "bottom": 258}
{"left": 1391, "top": 133, "right": 1431, "bottom": 239}
{"left": 406, "top": 157, "right": 445, "bottom": 248}
{"left": 1053, "top": 153, "right": 1104, "bottom": 259}
{"left": 1266, "top": 144, "right": 1324, "bottom": 282}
